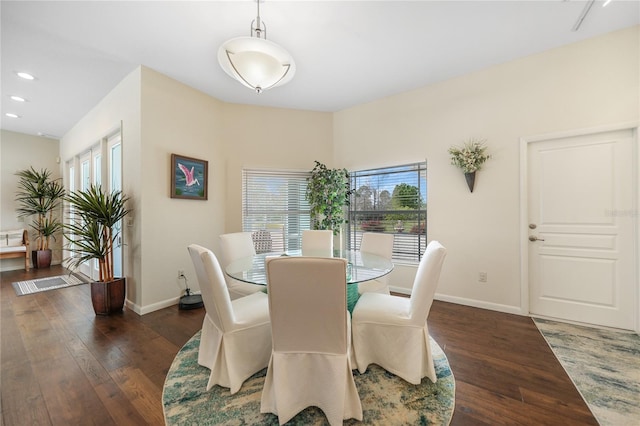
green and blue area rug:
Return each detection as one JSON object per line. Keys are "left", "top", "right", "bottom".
{"left": 534, "top": 318, "right": 640, "bottom": 426}
{"left": 163, "top": 331, "right": 455, "bottom": 425}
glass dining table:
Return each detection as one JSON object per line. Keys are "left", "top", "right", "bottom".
{"left": 225, "top": 249, "right": 394, "bottom": 312}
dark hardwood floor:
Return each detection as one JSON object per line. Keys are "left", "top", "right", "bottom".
{"left": 1, "top": 266, "right": 596, "bottom": 425}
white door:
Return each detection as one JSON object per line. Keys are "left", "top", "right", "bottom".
{"left": 78, "top": 151, "right": 93, "bottom": 278}
{"left": 65, "top": 160, "right": 75, "bottom": 270}
{"left": 108, "top": 133, "right": 123, "bottom": 278}
{"left": 90, "top": 147, "right": 102, "bottom": 280}
{"left": 67, "top": 134, "right": 122, "bottom": 281}
{"left": 528, "top": 129, "right": 636, "bottom": 330}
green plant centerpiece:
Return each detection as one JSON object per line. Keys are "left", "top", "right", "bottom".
{"left": 305, "top": 161, "right": 352, "bottom": 235}
{"left": 448, "top": 138, "right": 491, "bottom": 192}
{"left": 15, "top": 167, "right": 66, "bottom": 268}
{"left": 65, "top": 184, "right": 131, "bottom": 315}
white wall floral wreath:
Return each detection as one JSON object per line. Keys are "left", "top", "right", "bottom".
{"left": 448, "top": 138, "right": 491, "bottom": 192}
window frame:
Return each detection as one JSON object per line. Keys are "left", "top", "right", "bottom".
{"left": 347, "top": 162, "right": 427, "bottom": 264}
{"left": 241, "top": 168, "right": 312, "bottom": 252}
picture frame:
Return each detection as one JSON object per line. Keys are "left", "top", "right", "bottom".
{"left": 171, "top": 153, "right": 208, "bottom": 200}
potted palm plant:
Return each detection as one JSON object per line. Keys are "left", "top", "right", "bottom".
{"left": 305, "top": 161, "right": 352, "bottom": 240}
{"left": 64, "top": 184, "right": 131, "bottom": 315}
{"left": 15, "top": 167, "right": 66, "bottom": 268}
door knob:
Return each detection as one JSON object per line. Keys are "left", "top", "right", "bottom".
{"left": 529, "top": 235, "right": 545, "bottom": 242}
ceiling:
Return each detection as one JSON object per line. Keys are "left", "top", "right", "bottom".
{"left": 2, "top": 1, "right": 638, "bottom": 139}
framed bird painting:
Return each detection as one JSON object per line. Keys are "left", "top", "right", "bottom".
{"left": 171, "top": 154, "right": 208, "bottom": 200}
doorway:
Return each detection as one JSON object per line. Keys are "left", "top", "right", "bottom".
{"left": 522, "top": 126, "right": 637, "bottom": 331}
{"left": 65, "top": 127, "right": 123, "bottom": 282}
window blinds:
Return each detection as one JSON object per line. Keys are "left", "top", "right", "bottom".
{"left": 242, "top": 169, "right": 311, "bottom": 252}
{"left": 348, "top": 162, "right": 427, "bottom": 263}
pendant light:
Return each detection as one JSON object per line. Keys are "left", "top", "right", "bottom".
{"left": 218, "top": 0, "right": 295, "bottom": 93}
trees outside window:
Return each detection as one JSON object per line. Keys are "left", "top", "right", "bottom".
{"left": 348, "top": 162, "right": 427, "bottom": 263}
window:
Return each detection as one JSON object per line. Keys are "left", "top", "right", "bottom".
{"left": 347, "top": 162, "right": 427, "bottom": 263}
{"left": 65, "top": 161, "right": 76, "bottom": 256}
{"left": 242, "top": 169, "right": 311, "bottom": 252}
{"left": 64, "top": 130, "right": 123, "bottom": 281}
{"left": 93, "top": 149, "right": 101, "bottom": 186}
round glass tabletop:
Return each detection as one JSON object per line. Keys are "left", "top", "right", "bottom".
{"left": 225, "top": 249, "right": 393, "bottom": 286}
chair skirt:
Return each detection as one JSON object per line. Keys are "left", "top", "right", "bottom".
{"left": 260, "top": 352, "right": 362, "bottom": 426}
{"left": 198, "top": 293, "right": 272, "bottom": 394}
{"left": 352, "top": 294, "right": 437, "bottom": 384}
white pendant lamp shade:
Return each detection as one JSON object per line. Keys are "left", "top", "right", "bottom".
{"left": 218, "top": 36, "right": 295, "bottom": 93}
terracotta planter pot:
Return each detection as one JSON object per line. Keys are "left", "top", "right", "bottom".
{"left": 91, "top": 278, "right": 126, "bottom": 315}
{"left": 32, "top": 249, "right": 52, "bottom": 269}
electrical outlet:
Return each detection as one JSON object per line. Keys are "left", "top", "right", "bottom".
{"left": 478, "top": 271, "right": 487, "bottom": 283}
{"left": 178, "top": 270, "right": 185, "bottom": 279}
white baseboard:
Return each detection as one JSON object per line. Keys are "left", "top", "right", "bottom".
{"left": 127, "top": 296, "right": 181, "bottom": 315}
{"left": 389, "top": 286, "right": 524, "bottom": 316}
{"left": 434, "top": 293, "right": 524, "bottom": 316}
{"left": 127, "top": 290, "right": 523, "bottom": 317}
{"left": 389, "top": 286, "right": 411, "bottom": 295}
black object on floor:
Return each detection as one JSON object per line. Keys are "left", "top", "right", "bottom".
{"left": 179, "top": 290, "right": 203, "bottom": 310}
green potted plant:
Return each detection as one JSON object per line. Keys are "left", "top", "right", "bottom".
{"left": 15, "top": 167, "right": 66, "bottom": 268}
{"left": 64, "top": 184, "right": 131, "bottom": 315}
{"left": 305, "top": 161, "right": 352, "bottom": 235}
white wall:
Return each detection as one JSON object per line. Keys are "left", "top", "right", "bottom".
{"left": 222, "top": 104, "right": 334, "bottom": 234}
{"left": 333, "top": 26, "right": 639, "bottom": 313}
{"left": 133, "top": 71, "right": 334, "bottom": 312}
{"left": 0, "top": 130, "right": 61, "bottom": 270}
{"left": 18, "top": 26, "right": 638, "bottom": 316}
{"left": 60, "top": 67, "right": 142, "bottom": 306}
{"left": 137, "top": 67, "right": 226, "bottom": 311}
{"left": 56, "top": 64, "right": 333, "bottom": 314}
{"left": 137, "top": 70, "right": 334, "bottom": 312}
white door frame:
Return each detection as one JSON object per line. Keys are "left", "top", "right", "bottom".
{"left": 64, "top": 124, "right": 123, "bottom": 281}
{"left": 107, "top": 130, "right": 123, "bottom": 278}
{"left": 519, "top": 122, "right": 639, "bottom": 333}
{"left": 78, "top": 149, "right": 93, "bottom": 278}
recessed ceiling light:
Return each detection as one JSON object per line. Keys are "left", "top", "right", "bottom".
{"left": 38, "top": 132, "right": 60, "bottom": 139}
{"left": 10, "top": 95, "right": 26, "bottom": 102}
{"left": 16, "top": 72, "right": 35, "bottom": 80}
{"left": 5, "top": 113, "right": 21, "bottom": 118}
{"left": 37, "top": 132, "right": 59, "bottom": 139}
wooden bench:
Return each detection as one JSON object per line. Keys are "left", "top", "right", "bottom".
{"left": 0, "top": 229, "right": 30, "bottom": 271}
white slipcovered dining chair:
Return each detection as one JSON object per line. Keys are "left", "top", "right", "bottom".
{"left": 187, "top": 244, "right": 272, "bottom": 394}
{"left": 219, "top": 232, "right": 265, "bottom": 300}
{"left": 358, "top": 232, "right": 394, "bottom": 295}
{"left": 301, "top": 229, "right": 333, "bottom": 256}
{"left": 261, "top": 256, "right": 363, "bottom": 426}
{"left": 352, "top": 241, "right": 447, "bottom": 384}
